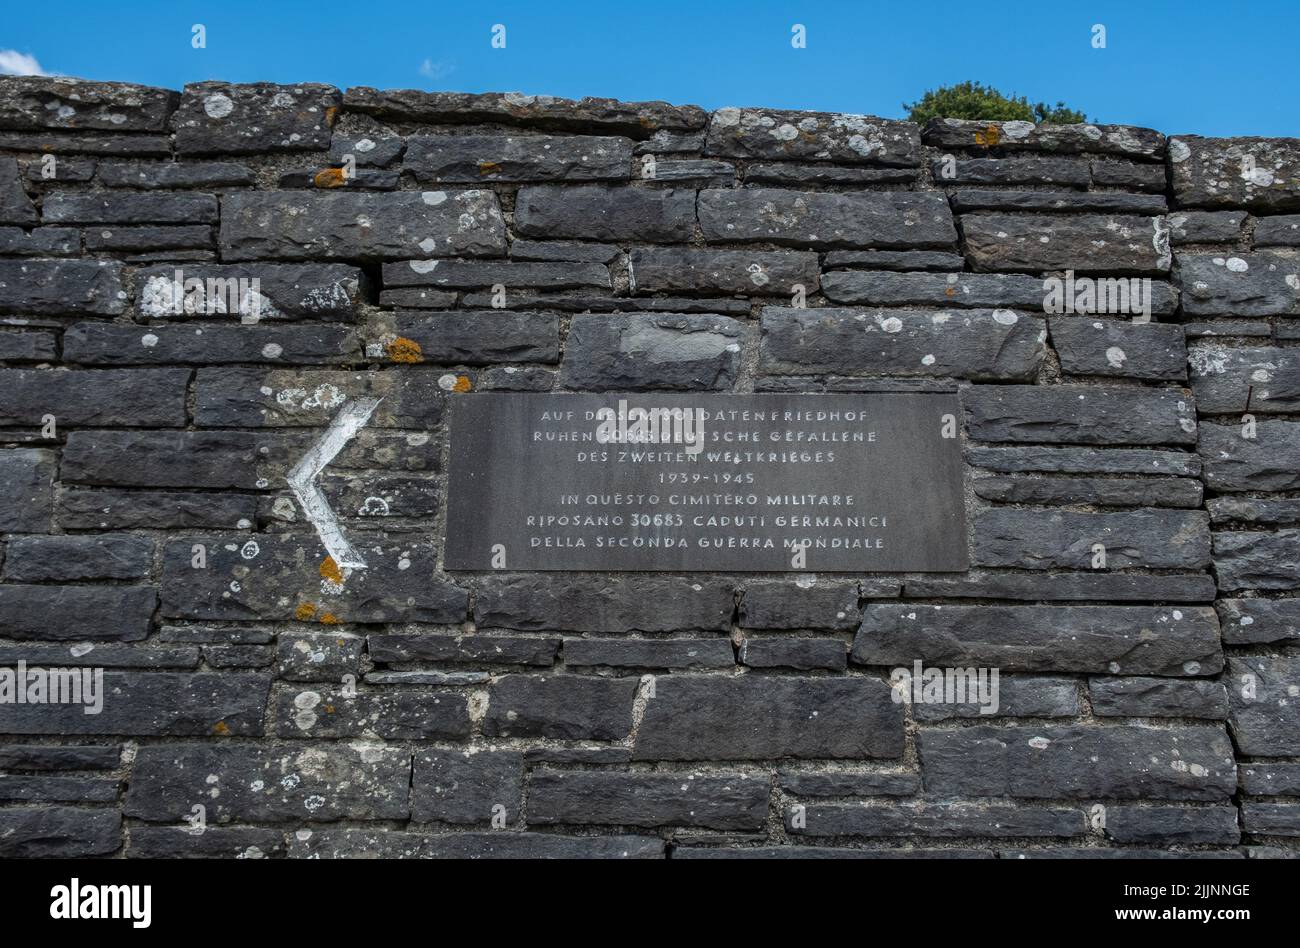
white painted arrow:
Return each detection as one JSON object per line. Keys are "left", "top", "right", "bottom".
{"left": 287, "top": 396, "right": 382, "bottom": 569}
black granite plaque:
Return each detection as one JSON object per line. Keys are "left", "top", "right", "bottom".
{"left": 444, "top": 393, "right": 967, "bottom": 572}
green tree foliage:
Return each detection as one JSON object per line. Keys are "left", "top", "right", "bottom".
{"left": 904, "top": 81, "right": 1089, "bottom": 124}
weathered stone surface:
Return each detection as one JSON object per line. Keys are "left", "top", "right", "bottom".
{"left": 368, "top": 633, "right": 559, "bottom": 667}
{"left": 172, "top": 82, "right": 338, "bottom": 154}
{"left": 1090, "top": 678, "right": 1228, "bottom": 719}
{"left": 195, "top": 367, "right": 444, "bottom": 428}
{"left": 972, "top": 475, "right": 1202, "bottom": 508}
{"left": 0, "top": 157, "right": 36, "bottom": 224}
{"left": 43, "top": 190, "right": 217, "bottom": 224}
{"left": 508, "top": 239, "right": 619, "bottom": 263}
{"left": 0, "top": 585, "right": 154, "bottom": 641}
{"left": 56, "top": 489, "right": 257, "bottom": 531}
{"left": 0, "top": 672, "right": 267, "bottom": 736}
{"left": 220, "top": 190, "right": 506, "bottom": 261}
{"left": 705, "top": 108, "right": 921, "bottom": 166}
{"left": 0, "top": 777, "right": 116, "bottom": 803}
{"left": 529, "top": 771, "right": 768, "bottom": 830}
{"left": 135, "top": 263, "right": 362, "bottom": 321}
{"left": 1169, "top": 136, "right": 1300, "bottom": 210}
{"left": 677, "top": 846, "right": 993, "bottom": 859}
{"left": 1241, "top": 763, "right": 1300, "bottom": 796}
{"left": 563, "top": 638, "right": 732, "bottom": 669}
{"left": 923, "top": 119, "right": 1165, "bottom": 158}
{"left": 276, "top": 684, "right": 470, "bottom": 740}
{"left": 824, "top": 250, "right": 967, "bottom": 271}
{"left": 1241, "top": 804, "right": 1300, "bottom": 837}
{"left": 0, "top": 368, "right": 188, "bottom": 427}
{"left": 967, "top": 445, "right": 1202, "bottom": 476}
{"left": 1227, "top": 656, "right": 1300, "bottom": 755}
{"left": 83, "top": 225, "right": 213, "bottom": 252}
{"left": 0, "top": 745, "right": 121, "bottom": 771}
{"left": 919, "top": 725, "right": 1237, "bottom": 800}
{"left": 289, "top": 828, "right": 662, "bottom": 858}
{"left": 125, "top": 742, "right": 410, "bottom": 822}
{"left": 482, "top": 674, "right": 638, "bottom": 740}
{"left": 951, "top": 190, "right": 1166, "bottom": 214}
{"left": 740, "top": 637, "right": 847, "bottom": 671}
{"left": 63, "top": 323, "right": 360, "bottom": 365}
{"left": 1255, "top": 214, "right": 1300, "bottom": 246}
{"left": 629, "top": 247, "right": 818, "bottom": 296}
{"left": 2, "top": 534, "right": 151, "bottom": 581}
{"left": 514, "top": 185, "right": 695, "bottom": 242}
{"left": 0, "top": 644, "right": 198, "bottom": 669}
{"left": 853, "top": 604, "right": 1222, "bottom": 676}
{"left": 0, "top": 226, "right": 78, "bottom": 256}
{"left": 411, "top": 750, "right": 523, "bottom": 824}
{"left": 161, "top": 535, "right": 467, "bottom": 624}
{"left": 1216, "top": 599, "right": 1300, "bottom": 645}
{"left": 790, "top": 803, "right": 1085, "bottom": 838}
{"left": 1104, "top": 806, "right": 1240, "bottom": 845}
{"left": 1049, "top": 318, "right": 1187, "bottom": 380}
{"left": 1168, "top": 210, "right": 1245, "bottom": 244}
{"left": 821, "top": 270, "right": 1044, "bottom": 308}
{"left": 739, "top": 580, "right": 861, "bottom": 630}
{"left": 760, "top": 307, "right": 1045, "bottom": 380}
{"left": 377, "top": 288, "right": 458, "bottom": 309}
{"left": 973, "top": 508, "right": 1211, "bottom": 569}
{"left": 934, "top": 155, "right": 1090, "bottom": 186}
{"left": 1209, "top": 497, "right": 1300, "bottom": 526}
{"left": 0, "top": 448, "right": 54, "bottom": 533}
{"left": 1176, "top": 251, "right": 1300, "bottom": 316}
{"left": 0, "top": 259, "right": 124, "bottom": 315}
{"left": 1198, "top": 420, "right": 1300, "bottom": 492}
{"left": 633, "top": 676, "right": 902, "bottom": 760}
{"left": 382, "top": 259, "right": 607, "bottom": 290}
{"left": 0, "top": 807, "right": 120, "bottom": 857}
{"left": 641, "top": 158, "right": 734, "bottom": 185}
{"left": 127, "top": 825, "right": 285, "bottom": 859}
{"left": 1214, "top": 529, "right": 1300, "bottom": 590}
{"left": 561, "top": 313, "right": 742, "bottom": 390}
{"left": 475, "top": 575, "right": 733, "bottom": 632}
{"left": 0, "top": 130, "right": 170, "bottom": 156}
{"left": 1189, "top": 344, "right": 1300, "bottom": 413}
{"left": 905, "top": 572, "right": 1217, "bottom": 602}
{"left": 963, "top": 213, "right": 1171, "bottom": 273}
{"left": 699, "top": 188, "right": 956, "bottom": 249}
{"left": 964, "top": 385, "right": 1198, "bottom": 445}
{"left": 405, "top": 134, "right": 633, "bottom": 182}
{"left": 275, "top": 631, "right": 363, "bottom": 682}
{"left": 97, "top": 160, "right": 254, "bottom": 189}
{"left": 343, "top": 87, "right": 708, "bottom": 135}
{"left": 0, "top": 77, "right": 177, "bottom": 132}
{"left": 384, "top": 310, "right": 559, "bottom": 364}
{"left": 1092, "top": 160, "right": 1168, "bottom": 191}
{"left": 909, "top": 675, "right": 1079, "bottom": 721}
{"left": 778, "top": 770, "right": 918, "bottom": 797}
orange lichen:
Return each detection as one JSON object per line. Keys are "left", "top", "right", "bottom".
{"left": 451, "top": 374, "right": 472, "bottom": 392}
{"left": 974, "top": 123, "right": 1001, "bottom": 147}
{"left": 295, "top": 602, "right": 317, "bottom": 621}
{"left": 478, "top": 160, "right": 501, "bottom": 175}
{"left": 386, "top": 336, "right": 424, "bottom": 363}
{"left": 314, "top": 167, "right": 348, "bottom": 188}
{"left": 324, "top": 105, "right": 338, "bottom": 126}
{"left": 212, "top": 721, "right": 231, "bottom": 736}
{"left": 319, "top": 556, "right": 344, "bottom": 584}
{"left": 320, "top": 612, "right": 340, "bottom": 625}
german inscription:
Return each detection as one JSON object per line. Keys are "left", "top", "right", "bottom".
{"left": 444, "top": 393, "right": 967, "bottom": 572}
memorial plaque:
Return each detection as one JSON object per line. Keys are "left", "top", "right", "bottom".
{"left": 444, "top": 393, "right": 967, "bottom": 572}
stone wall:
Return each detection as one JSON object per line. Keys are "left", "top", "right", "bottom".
{"left": 0, "top": 76, "right": 1296, "bottom": 858}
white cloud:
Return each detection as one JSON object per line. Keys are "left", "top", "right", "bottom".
{"left": 419, "top": 58, "right": 455, "bottom": 81}
{"left": 0, "top": 50, "right": 48, "bottom": 77}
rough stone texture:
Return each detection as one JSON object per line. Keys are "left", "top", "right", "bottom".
{"left": 0, "top": 77, "right": 1291, "bottom": 859}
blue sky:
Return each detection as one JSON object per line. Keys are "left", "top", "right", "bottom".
{"left": 2, "top": 0, "right": 1296, "bottom": 136}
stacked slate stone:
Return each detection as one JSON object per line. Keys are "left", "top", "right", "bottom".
{"left": 0, "top": 76, "right": 1296, "bottom": 859}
